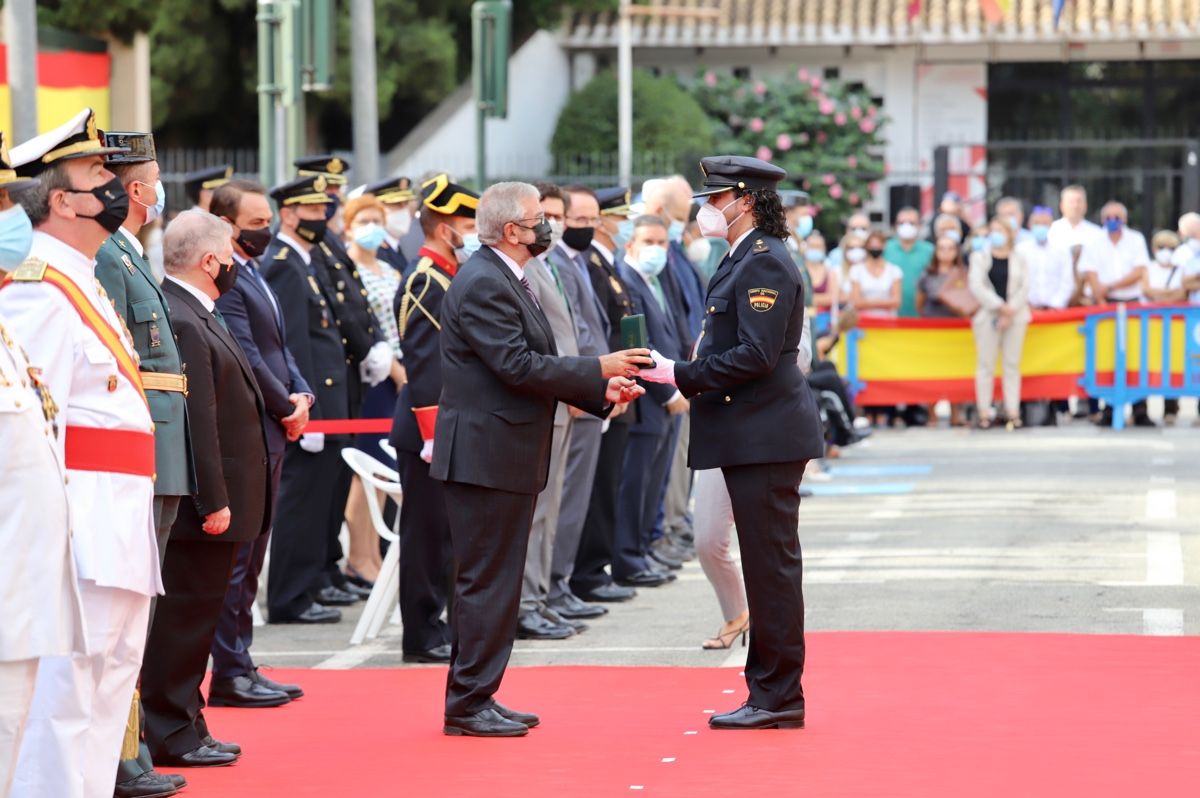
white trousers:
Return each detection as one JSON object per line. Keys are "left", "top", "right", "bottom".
{"left": 11, "top": 581, "right": 150, "bottom": 798}
{"left": 693, "top": 468, "right": 748, "bottom": 623}
{"left": 0, "top": 659, "right": 36, "bottom": 798}
{"left": 971, "top": 311, "right": 1030, "bottom": 420}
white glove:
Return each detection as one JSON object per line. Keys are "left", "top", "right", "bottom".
{"left": 640, "top": 349, "right": 677, "bottom": 385}
{"left": 360, "top": 341, "right": 393, "bottom": 387}
{"left": 299, "top": 432, "right": 326, "bottom": 453}
{"left": 419, "top": 439, "right": 434, "bottom": 464}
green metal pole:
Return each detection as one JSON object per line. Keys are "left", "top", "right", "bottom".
{"left": 256, "top": 0, "right": 281, "bottom": 190}
{"left": 281, "top": 0, "right": 305, "bottom": 173}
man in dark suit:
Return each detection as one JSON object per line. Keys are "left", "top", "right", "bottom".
{"left": 209, "top": 179, "right": 310, "bottom": 707}
{"left": 641, "top": 156, "right": 824, "bottom": 731}
{"left": 614, "top": 216, "right": 688, "bottom": 588}
{"left": 261, "top": 175, "right": 354, "bottom": 623}
{"left": 143, "top": 210, "right": 272, "bottom": 766}
{"left": 431, "top": 181, "right": 650, "bottom": 737}
{"left": 387, "top": 174, "right": 479, "bottom": 663}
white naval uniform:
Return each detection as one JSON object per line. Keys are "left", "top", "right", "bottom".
{"left": 0, "top": 232, "right": 161, "bottom": 798}
{"left": 0, "top": 313, "right": 85, "bottom": 798}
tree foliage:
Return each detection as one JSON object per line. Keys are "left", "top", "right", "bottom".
{"left": 689, "top": 69, "right": 888, "bottom": 227}
{"left": 550, "top": 69, "right": 714, "bottom": 170}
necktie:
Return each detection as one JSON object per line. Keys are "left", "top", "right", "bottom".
{"left": 213, "top": 307, "right": 230, "bottom": 332}
{"left": 519, "top": 274, "right": 540, "bottom": 309}
{"left": 649, "top": 275, "right": 667, "bottom": 312}
{"left": 545, "top": 260, "right": 573, "bottom": 323}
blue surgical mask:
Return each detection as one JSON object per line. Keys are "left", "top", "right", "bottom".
{"left": 794, "top": 216, "right": 814, "bottom": 239}
{"left": 461, "top": 233, "right": 481, "bottom": 257}
{"left": 134, "top": 179, "right": 166, "bottom": 224}
{"left": 943, "top": 229, "right": 962, "bottom": 244}
{"left": 352, "top": 222, "right": 387, "bottom": 252}
{"left": 803, "top": 248, "right": 825, "bottom": 263}
{"left": 0, "top": 204, "right": 33, "bottom": 270}
{"left": 668, "top": 220, "right": 685, "bottom": 243}
{"left": 971, "top": 236, "right": 989, "bottom": 253}
{"left": 1005, "top": 216, "right": 1019, "bottom": 232}
{"left": 1104, "top": 217, "right": 1124, "bottom": 233}
{"left": 616, "top": 219, "right": 634, "bottom": 251}
{"left": 634, "top": 244, "right": 667, "bottom": 277}
{"left": 1032, "top": 224, "right": 1050, "bottom": 244}
{"left": 988, "top": 231, "right": 1008, "bottom": 249}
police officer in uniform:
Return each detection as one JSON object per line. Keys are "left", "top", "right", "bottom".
{"left": 349, "top": 175, "right": 417, "bottom": 270}
{"left": 386, "top": 174, "right": 479, "bottom": 662}
{"left": 641, "top": 156, "right": 823, "bottom": 730}
{"left": 183, "top": 165, "right": 233, "bottom": 213}
{"left": 261, "top": 175, "right": 353, "bottom": 623}
{"left": 94, "top": 131, "right": 193, "bottom": 798}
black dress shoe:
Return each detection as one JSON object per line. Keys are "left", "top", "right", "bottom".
{"left": 200, "top": 734, "right": 241, "bottom": 756}
{"left": 402, "top": 643, "right": 452, "bottom": 663}
{"left": 443, "top": 708, "right": 528, "bottom": 737}
{"left": 547, "top": 592, "right": 608, "bottom": 619}
{"left": 709, "top": 703, "right": 805, "bottom": 730}
{"left": 114, "top": 771, "right": 177, "bottom": 798}
{"left": 539, "top": 605, "right": 587, "bottom": 633}
{"left": 155, "top": 745, "right": 238, "bottom": 768}
{"left": 649, "top": 548, "right": 683, "bottom": 570}
{"left": 317, "top": 585, "right": 359, "bottom": 606}
{"left": 269, "top": 602, "right": 342, "bottom": 624}
{"left": 163, "top": 774, "right": 187, "bottom": 791}
{"left": 576, "top": 582, "right": 637, "bottom": 602}
{"left": 248, "top": 667, "right": 304, "bottom": 699}
{"left": 616, "top": 569, "right": 670, "bottom": 588}
{"left": 493, "top": 701, "right": 539, "bottom": 728}
{"left": 516, "top": 610, "right": 574, "bottom": 640}
{"left": 340, "top": 581, "right": 373, "bottom": 599}
{"left": 208, "top": 674, "right": 291, "bottom": 708}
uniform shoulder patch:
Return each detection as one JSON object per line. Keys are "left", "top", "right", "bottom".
{"left": 9, "top": 257, "right": 47, "bottom": 282}
{"left": 752, "top": 238, "right": 769, "bottom": 254}
{"left": 121, "top": 254, "right": 136, "bottom": 275}
{"left": 747, "top": 287, "right": 779, "bottom": 312}
{"left": 273, "top": 247, "right": 290, "bottom": 261}
{"left": 609, "top": 275, "right": 625, "bottom": 295}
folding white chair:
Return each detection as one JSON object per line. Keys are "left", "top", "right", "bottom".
{"left": 377, "top": 440, "right": 401, "bottom": 626}
{"left": 340, "top": 448, "right": 403, "bottom": 645}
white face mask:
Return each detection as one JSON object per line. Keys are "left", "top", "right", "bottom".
{"left": 696, "top": 197, "right": 745, "bottom": 239}
{"left": 896, "top": 222, "right": 918, "bottom": 240}
{"left": 686, "top": 237, "right": 712, "bottom": 266}
{"left": 385, "top": 208, "right": 412, "bottom": 238}
{"left": 547, "top": 218, "right": 565, "bottom": 250}
{"left": 1155, "top": 248, "right": 1174, "bottom": 265}
{"left": 846, "top": 247, "right": 867, "bottom": 264}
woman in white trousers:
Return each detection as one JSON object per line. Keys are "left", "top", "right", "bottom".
{"left": 968, "top": 218, "right": 1030, "bottom": 429}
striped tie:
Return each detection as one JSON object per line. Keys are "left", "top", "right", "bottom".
{"left": 519, "top": 275, "right": 540, "bottom": 309}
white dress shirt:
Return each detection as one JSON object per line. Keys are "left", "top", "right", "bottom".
{"left": 165, "top": 274, "right": 215, "bottom": 313}
{"left": 1078, "top": 228, "right": 1150, "bottom": 302}
{"left": 1017, "top": 239, "right": 1075, "bottom": 309}
{"left": 277, "top": 230, "right": 313, "bottom": 265}
{"left": 1171, "top": 242, "right": 1200, "bottom": 304}
{"left": 489, "top": 244, "right": 527, "bottom": 280}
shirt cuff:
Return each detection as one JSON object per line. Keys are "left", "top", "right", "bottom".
{"left": 664, "top": 390, "right": 683, "bottom": 406}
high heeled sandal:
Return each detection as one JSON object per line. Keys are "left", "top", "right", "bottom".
{"left": 702, "top": 620, "right": 750, "bottom": 650}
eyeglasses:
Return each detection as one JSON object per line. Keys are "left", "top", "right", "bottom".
{"left": 512, "top": 215, "right": 545, "bottom": 227}
{"left": 567, "top": 215, "right": 600, "bottom": 226}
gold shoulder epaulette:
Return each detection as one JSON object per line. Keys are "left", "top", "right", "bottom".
{"left": 10, "top": 257, "right": 47, "bottom": 282}
{"left": 414, "top": 258, "right": 451, "bottom": 292}
{"left": 273, "top": 247, "right": 290, "bottom": 261}
{"left": 752, "top": 238, "right": 769, "bottom": 254}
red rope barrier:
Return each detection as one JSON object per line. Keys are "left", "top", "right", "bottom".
{"left": 303, "top": 418, "right": 393, "bottom": 435}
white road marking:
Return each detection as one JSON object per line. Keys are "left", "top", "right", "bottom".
{"left": 1145, "top": 531, "right": 1184, "bottom": 585}
{"left": 1143, "top": 609, "right": 1185, "bottom": 636}
{"left": 661, "top": 757, "right": 676, "bottom": 763}
{"left": 1145, "top": 488, "right": 1177, "bottom": 520}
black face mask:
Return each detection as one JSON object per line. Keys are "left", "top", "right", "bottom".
{"left": 296, "top": 216, "right": 328, "bottom": 243}
{"left": 323, "top": 198, "right": 340, "bottom": 221}
{"left": 524, "top": 220, "right": 554, "bottom": 258}
{"left": 237, "top": 225, "right": 272, "bottom": 258}
{"left": 562, "top": 225, "right": 595, "bottom": 252}
{"left": 866, "top": 247, "right": 884, "bottom": 259}
{"left": 212, "top": 258, "right": 240, "bottom": 296}
{"left": 66, "top": 176, "right": 129, "bottom": 235}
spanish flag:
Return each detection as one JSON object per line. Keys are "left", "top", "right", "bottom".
{"left": 980, "top": 0, "right": 1011, "bottom": 24}
{"left": 0, "top": 45, "right": 111, "bottom": 136}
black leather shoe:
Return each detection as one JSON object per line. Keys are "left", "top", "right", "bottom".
{"left": 443, "top": 708, "right": 528, "bottom": 737}
{"left": 576, "top": 582, "right": 637, "bottom": 602}
{"left": 200, "top": 735, "right": 241, "bottom": 756}
{"left": 547, "top": 592, "right": 607, "bottom": 619}
{"left": 709, "top": 704, "right": 805, "bottom": 730}
{"left": 269, "top": 602, "right": 342, "bottom": 624}
{"left": 616, "top": 569, "right": 670, "bottom": 588}
{"left": 248, "top": 667, "right": 303, "bottom": 699}
{"left": 162, "top": 774, "right": 186, "bottom": 791}
{"left": 516, "top": 610, "right": 574, "bottom": 640}
{"left": 155, "top": 745, "right": 238, "bottom": 767}
{"left": 539, "top": 605, "right": 587, "bottom": 633}
{"left": 340, "top": 581, "right": 373, "bottom": 599}
{"left": 402, "top": 643, "right": 452, "bottom": 663}
{"left": 649, "top": 547, "right": 683, "bottom": 570}
{"left": 493, "top": 701, "right": 539, "bottom": 728}
{"left": 114, "top": 771, "right": 177, "bottom": 798}
{"left": 317, "top": 585, "right": 359, "bottom": 606}
{"left": 208, "top": 674, "right": 291, "bottom": 708}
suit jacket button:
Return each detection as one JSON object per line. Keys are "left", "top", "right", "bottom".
{"left": 724, "top": 395, "right": 731, "bottom": 403}
{"left": 342, "top": 337, "right": 348, "bottom": 344}
{"left": 709, "top": 306, "right": 716, "bottom": 313}
{"left": 152, "top": 312, "right": 158, "bottom": 319}
{"left": 325, "top": 378, "right": 333, "bottom": 386}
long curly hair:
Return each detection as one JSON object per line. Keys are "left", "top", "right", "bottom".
{"left": 738, "top": 188, "right": 789, "bottom": 240}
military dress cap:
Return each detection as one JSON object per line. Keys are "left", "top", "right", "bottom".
{"left": 779, "top": 189, "right": 811, "bottom": 208}
{"left": 596, "top": 186, "right": 632, "bottom": 216}
{"left": 363, "top": 175, "right": 415, "bottom": 205}
{"left": 101, "top": 131, "right": 157, "bottom": 166}
{"left": 11, "top": 108, "right": 129, "bottom": 178}
{"left": 184, "top": 164, "right": 234, "bottom": 194}
{"left": 295, "top": 154, "right": 350, "bottom": 185}
{"left": 694, "top": 155, "right": 787, "bottom": 198}
{"left": 0, "top": 132, "right": 39, "bottom": 194}
{"left": 270, "top": 174, "right": 335, "bottom": 206}
{"left": 420, "top": 173, "right": 478, "bottom": 218}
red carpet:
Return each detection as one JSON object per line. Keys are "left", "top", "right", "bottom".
{"left": 178, "top": 633, "right": 1200, "bottom": 797}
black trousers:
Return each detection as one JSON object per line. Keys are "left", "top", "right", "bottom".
{"left": 396, "top": 450, "right": 453, "bottom": 654}
{"left": 613, "top": 428, "right": 673, "bottom": 579}
{"left": 211, "top": 451, "right": 283, "bottom": 679}
{"left": 722, "top": 460, "right": 808, "bottom": 712}
{"left": 442, "top": 480, "right": 536, "bottom": 717}
{"left": 571, "top": 423, "right": 630, "bottom": 594}
{"left": 142, "top": 539, "right": 239, "bottom": 758}
{"left": 268, "top": 441, "right": 345, "bottom": 618}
